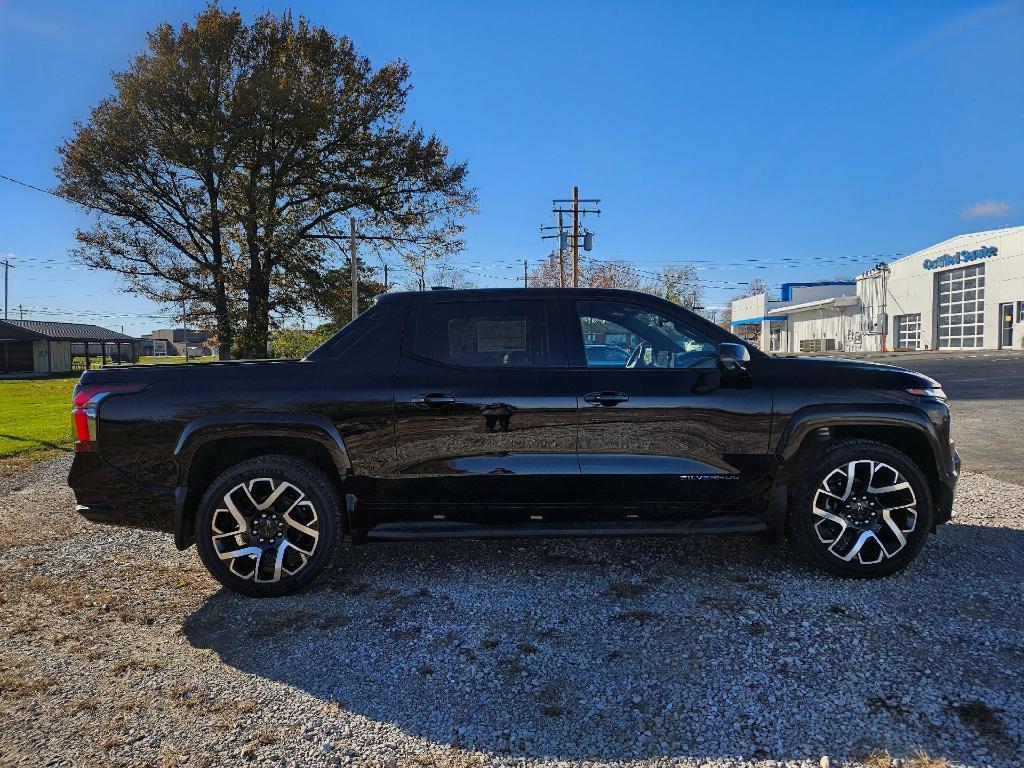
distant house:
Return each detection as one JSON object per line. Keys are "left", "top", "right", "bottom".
{"left": 0, "top": 320, "right": 136, "bottom": 374}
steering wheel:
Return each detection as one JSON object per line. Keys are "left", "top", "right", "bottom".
{"left": 625, "top": 342, "right": 652, "bottom": 369}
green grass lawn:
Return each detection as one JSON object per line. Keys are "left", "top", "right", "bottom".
{"left": 0, "top": 376, "right": 77, "bottom": 461}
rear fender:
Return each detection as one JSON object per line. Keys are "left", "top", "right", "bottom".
{"left": 171, "top": 413, "right": 351, "bottom": 549}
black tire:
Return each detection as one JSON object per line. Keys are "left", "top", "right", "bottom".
{"left": 195, "top": 455, "right": 341, "bottom": 597}
{"left": 789, "top": 439, "right": 933, "bottom": 578}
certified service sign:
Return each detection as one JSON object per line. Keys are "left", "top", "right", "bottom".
{"left": 923, "top": 245, "right": 996, "bottom": 270}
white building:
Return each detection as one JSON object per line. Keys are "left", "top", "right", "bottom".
{"left": 731, "top": 225, "right": 1024, "bottom": 353}
{"left": 729, "top": 281, "right": 857, "bottom": 352}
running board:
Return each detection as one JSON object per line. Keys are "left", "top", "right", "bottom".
{"left": 365, "top": 517, "right": 766, "bottom": 542}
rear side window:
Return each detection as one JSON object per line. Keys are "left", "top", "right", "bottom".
{"left": 414, "top": 300, "right": 554, "bottom": 368}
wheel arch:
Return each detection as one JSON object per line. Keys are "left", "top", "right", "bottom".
{"left": 172, "top": 414, "right": 351, "bottom": 550}
{"left": 777, "top": 405, "right": 947, "bottom": 518}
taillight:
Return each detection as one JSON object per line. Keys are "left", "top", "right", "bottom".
{"left": 71, "top": 383, "right": 146, "bottom": 452}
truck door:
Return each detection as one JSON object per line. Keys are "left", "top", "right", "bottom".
{"left": 565, "top": 296, "right": 774, "bottom": 522}
{"left": 382, "top": 294, "right": 579, "bottom": 524}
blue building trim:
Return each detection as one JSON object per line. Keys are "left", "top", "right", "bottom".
{"left": 731, "top": 315, "right": 787, "bottom": 325}
{"left": 779, "top": 281, "right": 856, "bottom": 302}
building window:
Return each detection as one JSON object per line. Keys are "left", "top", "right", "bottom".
{"left": 936, "top": 264, "right": 985, "bottom": 349}
{"left": 1017, "top": 301, "right": 1024, "bottom": 323}
{"left": 894, "top": 314, "right": 922, "bottom": 350}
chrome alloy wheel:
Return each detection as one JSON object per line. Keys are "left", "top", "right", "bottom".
{"left": 811, "top": 460, "right": 917, "bottom": 565}
{"left": 210, "top": 478, "right": 320, "bottom": 583}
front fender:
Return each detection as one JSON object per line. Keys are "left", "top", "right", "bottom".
{"left": 775, "top": 403, "right": 953, "bottom": 477}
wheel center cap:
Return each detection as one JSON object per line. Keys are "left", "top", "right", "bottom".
{"left": 253, "top": 515, "right": 281, "bottom": 541}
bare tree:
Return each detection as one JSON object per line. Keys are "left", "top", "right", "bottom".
{"left": 528, "top": 253, "right": 562, "bottom": 287}
{"left": 582, "top": 259, "right": 645, "bottom": 290}
{"left": 645, "top": 264, "right": 703, "bottom": 309}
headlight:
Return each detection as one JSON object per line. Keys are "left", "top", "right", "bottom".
{"left": 906, "top": 386, "right": 947, "bottom": 400}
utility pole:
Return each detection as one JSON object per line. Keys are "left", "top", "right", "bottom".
{"left": 557, "top": 210, "right": 565, "bottom": 286}
{"left": 1, "top": 257, "right": 13, "bottom": 320}
{"left": 181, "top": 300, "right": 188, "bottom": 361}
{"left": 523, "top": 259, "right": 529, "bottom": 288}
{"left": 539, "top": 214, "right": 567, "bottom": 286}
{"left": 19, "top": 304, "right": 24, "bottom": 320}
{"left": 350, "top": 217, "right": 359, "bottom": 322}
{"left": 550, "top": 187, "right": 600, "bottom": 287}
{"left": 878, "top": 262, "right": 891, "bottom": 352}
{"left": 572, "top": 186, "right": 579, "bottom": 287}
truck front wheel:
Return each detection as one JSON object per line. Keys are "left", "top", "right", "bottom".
{"left": 194, "top": 455, "right": 341, "bottom": 597}
{"left": 789, "top": 439, "right": 934, "bottom": 578}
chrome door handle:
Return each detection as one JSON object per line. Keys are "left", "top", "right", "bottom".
{"left": 583, "top": 391, "right": 629, "bottom": 406}
{"left": 410, "top": 393, "right": 456, "bottom": 404}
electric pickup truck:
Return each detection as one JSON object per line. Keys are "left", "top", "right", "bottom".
{"left": 68, "top": 287, "right": 960, "bottom": 597}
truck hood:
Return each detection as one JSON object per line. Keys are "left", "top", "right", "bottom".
{"left": 771, "top": 355, "right": 941, "bottom": 390}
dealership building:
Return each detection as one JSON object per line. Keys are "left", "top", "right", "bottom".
{"left": 731, "top": 225, "right": 1024, "bottom": 353}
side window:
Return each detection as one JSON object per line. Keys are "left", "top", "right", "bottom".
{"left": 576, "top": 300, "right": 718, "bottom": 369}
{"left": 414, "top": 300, "right": 553, "bottom": 368}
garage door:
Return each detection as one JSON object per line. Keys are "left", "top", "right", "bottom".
{"left": 1, "top": 341, "right": 34, "bottom": 373}
{"left": 894, "top": 314, "right": 922, "bottom": 349}
{"left": 937, "top": 264, "right": 985, "bottom": 349}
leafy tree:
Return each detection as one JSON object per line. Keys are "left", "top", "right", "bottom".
{"left": 56, "top": 8, "right": 246, "bottom": 358}
{"left": 226, "top": 11, "right": 473, "bottom": 355}
{"left": 269, "top": 326, "right": 333, "bottom": 358}
{"left": 309, "top": 258, "right": 386, "bottom": 327}
{"left": 57, "top": 5, "right": 474, "bottom": 358}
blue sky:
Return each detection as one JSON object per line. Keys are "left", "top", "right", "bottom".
{"left": 1, "top": 0, "right": 1023, "bottom": 334}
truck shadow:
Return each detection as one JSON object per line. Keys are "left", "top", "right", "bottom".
{"left": 183, "top": 523, "right": 1024, "bottom": 764}
{"left": 0, "top": 433, "right": 73, "bottom": 453}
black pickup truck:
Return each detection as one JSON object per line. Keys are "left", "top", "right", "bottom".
{"left": 69, "top": 288, "right": 960, "bottom": 596}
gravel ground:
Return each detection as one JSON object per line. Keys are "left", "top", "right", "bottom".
{"left": 1, "top": 456, "right": 1022, "bottom": 768}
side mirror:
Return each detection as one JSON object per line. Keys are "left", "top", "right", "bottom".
{"left": 718, "top": 342, "right": 751, "bottom": 363}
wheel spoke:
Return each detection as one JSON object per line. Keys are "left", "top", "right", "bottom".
{"left": 840, "top": 462, "right": 856, "bottom": 500}
{"left": 835, "top": 530, "right": 873, "bottom": 562}
{"left": 867, "top": 481, "right": 911, "bottom": 495}
{"left": 283, "top": 501, "right": 319, "bottom": 540}
{"left": 217, "top": 544, "right": 262, "bottom": 562}
{"left": 221, "top": 484, "right": 251, "bottom": 531}
{"left": 878, "top": 508, "right": 912, "bottom": 556}
{"left": 248, "top": 480, "right": 300, "bottom": 512}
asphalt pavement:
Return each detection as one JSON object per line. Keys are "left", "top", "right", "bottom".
{"left": 824, "top": 350, "right": 1024, "bottom": 486}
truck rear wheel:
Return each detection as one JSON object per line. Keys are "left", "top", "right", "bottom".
{"left": 789, "top": 439, "right": 933, "bottom": 578}
{"left": 195, "top": 455, "right": 341, "bottom": 597}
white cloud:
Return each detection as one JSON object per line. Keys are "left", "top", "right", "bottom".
{"left": 961, "top": 200, "right": 1013, "bottom": 219}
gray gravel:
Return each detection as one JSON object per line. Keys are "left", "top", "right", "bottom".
{"left": 1, "top": 456, "right": 1022, "bottom": 768}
